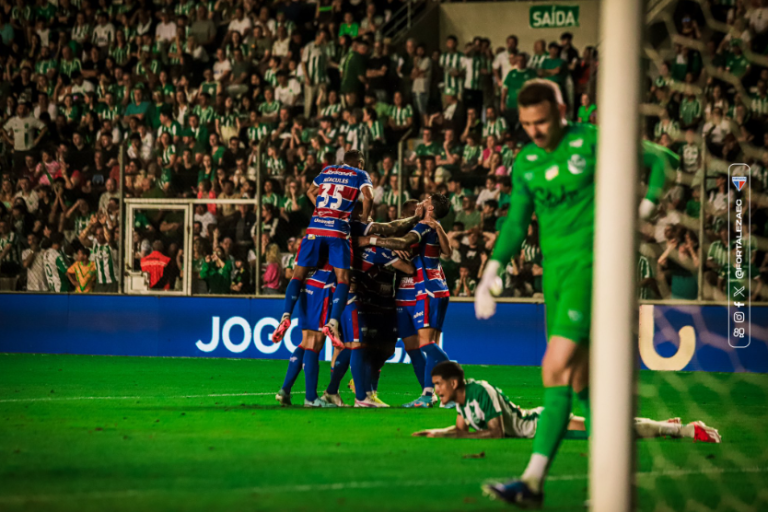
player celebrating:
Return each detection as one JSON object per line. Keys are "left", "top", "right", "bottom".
{"left": 359, "top": 194, "right": 454, "bottom": 408}
{"left": 329, "top": 203, "right": 423, "bottom": 407}
{"left": 474, "top": 80, "right": 678, "bottom": 507}
{"left": 272, "top": 150, "right": 374, "bottom": 348}
{"left": 413, "top": 362, "right": 721, "bottom": 443}
{"left": 275, "top": 262, "right": 338, "bottom": 407}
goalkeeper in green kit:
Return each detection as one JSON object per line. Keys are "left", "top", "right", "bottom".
{"left": 476, "top": 80, "right": 677, "bottom": 507}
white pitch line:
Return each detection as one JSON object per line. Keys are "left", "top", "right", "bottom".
{"left": 0, "top": 393, "right": 276, "bottom": 404}
{"left": 0, "top": 391, "right": 429, "bottom": 404}
{"left": 0, "top": 467, "right": 764, "bottom": 503}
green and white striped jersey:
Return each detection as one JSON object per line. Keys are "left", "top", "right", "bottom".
{"left": 345, "top": 123, "right": 366, "bottom": 151}
{"left": 175, "top": 0, "right": 194, "bottom": 16}
{"left": 59, "top": 58, "right": 83, "bottom": 78}
{"left": 161, "top": 145, "right": 177, "bottom": 165}
{"left": 217, "top": 111, "right": 238, "bottom": 127}
{"left": 74, "top": 213, "right": 94, "bottom": 238}
{"left": 266, "top": 156, "right": 286, "bottom": 176}
{"left": 259, "top": 100, "right": 282, "bottom": 118}
{"left": 482, "top": 118, "right": 508, "bottom": 139}
{"left": 248, "top": 123, "right": 271, "bottom": 142}
{"left": 262, "top": 192, "right": 284, "bottom": 208}
{"left": 457, "top": 379, "right": 541, "bottom": 439}
{"left": 158, "top": 120, "right": 182, "bottom": 140}
{"left": 135, "top": 59, "right": 161, "bottom": 76}
{"left": 302, "top": 41, "right": 329, "bottom": 85}
{"left": 637, "top": 254, "right": 654, "bottom": 300}
{"left": 462, "top": 54, "right": 490, "bottom": 90}
{"left": 320, "top": 103, "right": 341, "bottom": 118}
{"left": 193, "top": 105, "right": 216, "bottom": 125}
{"left": 91, "top": 240, "right": 117, "bottom": 285}
{"left": 0, "top": 232, "right": 18, "bottom": 263}
{"left": 367, "top": 120, "right": 384, "bottom": 143}
{"left": 527, "top": 53, "right": 548, "bottom": 70}
{"left": 500, "top": 145, "right": 515, "bottom": 171}
{"left": 439, "top": 51, "right": 464, "bottom": 96}
{"left": 462, "top": 144, "right": 481, "bottom": 165}
{"left": 43, "top": 248, "right": 71, "bottom": 293}
{"left": 750, "top": 94, "right": 768, "bottom": 117}
{"left": 98, "top": 104, "right": 122, "bottom": 122}
{"left": 679, "top": 97, "right": 702, "bottom": 126}
{"left": 707, "top": 240, "right": 729, "bottom": 276}
{"left": 521, "top": 240, "right": 541, "bottom": 265}
{"left": 264, "top": 68, "right": 279, "bottom": 87}
{"left": 389, "top": 104, "right": 413, "bottom": 126}
{"left": 35, "top": 58, "right": 58, "bottom": 76}
{"left": 382, "top": 187, "right": 410, "bottom": 206}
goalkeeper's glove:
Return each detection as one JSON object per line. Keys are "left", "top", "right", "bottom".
{"left": 475, "top": 259, "right": 501, "bottom": 320}
{"left": 638, "top": 198, "right": 657, "bottom": 221}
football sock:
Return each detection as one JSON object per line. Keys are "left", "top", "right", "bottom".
{"left": 563, "top": 430, "right": 589, "bottom": 440}
{"left": 576, "top": 387, "right": 591, "bottom": 435}
{"left": 282, "top": 278, "right": 303, "bottom": 317}
{"left": 281, "top": 346, "right": 306, "bottom": 393}
{"left": 326, "top": 348, "right": 351, "bottom": 395}
{"left": 303, "top": 348, "right": 320, "bottom": 402}
{"left": 634, "top": 418, "right": 682, "bottom": 438}
{"left": 421, "top": 343, "right": 449, "bottom": 393}
{"left": 524, "top": 386, "right": 573, "bottom": 492}
{"left": 406, "top": 349, "right": 426, "bottom": 389}
{"left": 329, "top": 282, "right": 350, "bottom": 324}
{"left": 350, "top": 348, "right": 369, "bottom": 401}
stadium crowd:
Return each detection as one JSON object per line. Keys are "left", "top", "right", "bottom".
{"left": 0, "top": 0, "right": 762, "bottom": 300}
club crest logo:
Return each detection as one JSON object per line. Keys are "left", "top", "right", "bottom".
{"left": 732, "top": 176, "right": 747, "bottom": 191}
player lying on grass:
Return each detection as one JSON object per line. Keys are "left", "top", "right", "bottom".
{"left": 412, "top": 362, "right": 721, "bottom": 443}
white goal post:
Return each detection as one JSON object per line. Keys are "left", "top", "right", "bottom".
{"left": 591, "top": 0, "right": 644, "bottom": 511}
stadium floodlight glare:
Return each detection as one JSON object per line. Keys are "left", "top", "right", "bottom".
{"left": 591, "top": 0, "right": 643, "bottom": 510}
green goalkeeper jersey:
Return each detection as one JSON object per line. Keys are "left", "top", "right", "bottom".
{"left": 458, "top": 379, "right": 542, "bottom": 439}
{"left": 491, "top": 122, "right": 678, "bottom": 268}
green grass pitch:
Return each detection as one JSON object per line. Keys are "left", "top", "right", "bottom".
{"left": 1, "top": 353, "right": 767, "bottom": 511}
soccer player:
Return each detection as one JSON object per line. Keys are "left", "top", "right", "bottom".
{"left": 328, "top": 203, "right": 422, "bottom": 407}
{"left": 272, "top": 150, "right": 374, "bottom": 348}
{"left": 359, "top": 194, "right": 454, "bottom": 408}
{"left": 473, "top": 80, "right": 678, "bottom": 506}
{"left": 413, "top": 362, "right": 721, "bottom": 443}
{"left": 275, "top": 262, "right": 338, "bottom": 407}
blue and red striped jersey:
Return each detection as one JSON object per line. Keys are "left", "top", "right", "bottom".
{"left": 305, "top": 262, "right": 337, "bottom": 291}
{"left": 409, "top": 222, "right": 450, "bottom": 298}
{"left": 307, "top": 165, "right": 372, "bottom": 238}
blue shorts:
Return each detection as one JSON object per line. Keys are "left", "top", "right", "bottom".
{"left": 297, "top": 284, "right": 333, "bottom": 332}
{"left": 341, "top": 299, "right": 364, "bottom": 343}
{"left": 296, "top": 235, "right": 352, "bottom": 270}
{"left": 396, "top": 304, "right": 418, "bottom": 340}
{"left": 416, "top": 295, "right": 449, "bottom": 332}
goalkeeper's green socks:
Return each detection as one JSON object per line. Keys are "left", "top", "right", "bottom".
{"left": 576, "top": 387, "right": 591, "bottom": 436}
{"left": 522, "top": 386, "right": 573, "bottom": 493}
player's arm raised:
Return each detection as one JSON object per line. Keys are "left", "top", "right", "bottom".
{"left": 476, "top": 160, "right": 534, "bottom": 319}
{"left": 359, "top": 231, "right": 420, "bottom": 251}
{"left": 421, "top": 219, "right": 451, "bottom": 257}
{"left": 368, "top": 201, "right": 425, "bottom": 237}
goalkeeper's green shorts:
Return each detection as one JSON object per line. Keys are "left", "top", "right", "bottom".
{"left": 542, "top": 260, "right": 593, "bottom": 344}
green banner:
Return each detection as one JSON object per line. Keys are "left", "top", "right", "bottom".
{"left": 530, "top": 5, "right": 580, "bottom": 29}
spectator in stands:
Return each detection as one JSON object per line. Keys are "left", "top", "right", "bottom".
{"left": 67, "top": 246, "right": 96, "bottom": 293}
{"left": 453, "top": 265, "right": 477, "bottom": 297}
{"left": 141, "top": 240, "right": 171, "bottom": 290}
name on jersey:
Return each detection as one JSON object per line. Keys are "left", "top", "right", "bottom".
{"left": 314, "top": 218, "right": 335, "bottom": 225}
{"left": 321, "top": 175, "right": 352, "bottom": 184}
